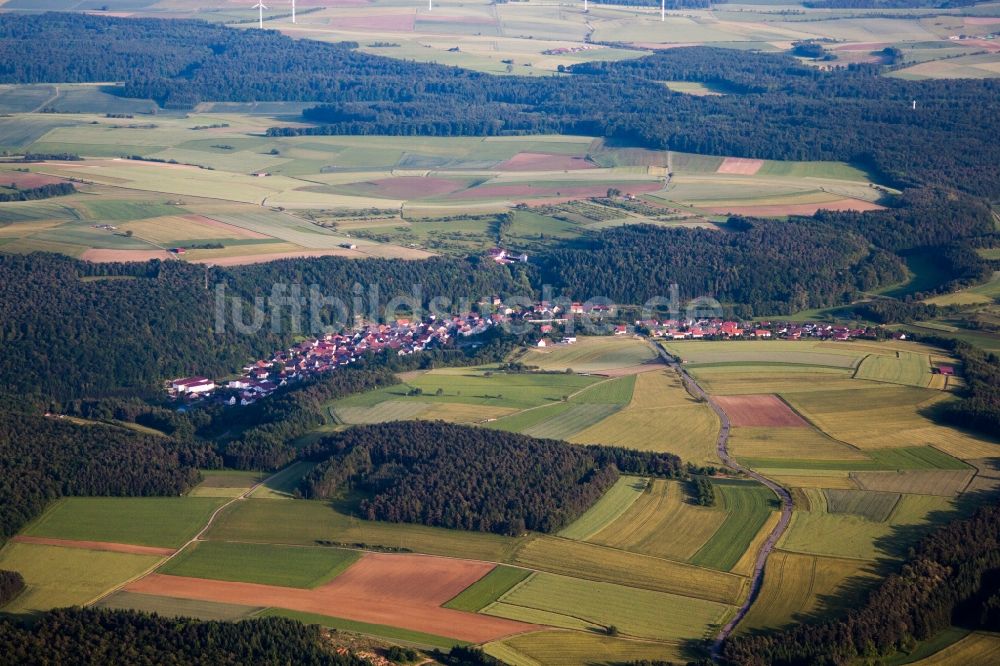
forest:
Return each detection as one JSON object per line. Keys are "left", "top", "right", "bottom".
{"left": 0, "top": 412, "right": 206, "bottom": 542}
{"left": 539, "top": 220, "right": 906, "bottom": 316}
{"left": 1, "top": 15, "right": 998, "bottom": 198}
{"left": 0, "top": 253, "right": 527, "bottom": 408}
{"left": 723, "top": 503, "right": 1000, "bottom": 665}
{"left": 302, "top": 421, "right": 623, "bottom": 535}
{"left": 0, "top": 608, "right": 367, "bottom": 666}
{"left": 302, "top": 422, "right": 683, "bottom": 535}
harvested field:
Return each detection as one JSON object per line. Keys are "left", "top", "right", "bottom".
{"left": 484, "top": 571, "right": 733, "bottom": 642}
{"left": 714, "top": 395, "right": 808, "bottom": 427}
{"left": 332, "top": 15, "right": 416, "bottom": 32}
{"left": 740, "top": 550, "right": 879, "bottom": 631}
{"left": 910, "top": 631, "right": 1000, "bottom": 665}
{"left": 511, "top": 535, "right": 747, "bottom": 605}
{"left": 81, "top": 248, "right": 171, "bottom": 262}
{"left": 854, "top": 351, "right": 930, "bottom": 388}
{"left": 690, "top": 479, "right": 777, "bottom": 572}
{"left": 557, "top": 476, "right": 649, "bottom": 541}
{"left": 519, "top": 336, "right": 657, "bottom": 373}
{"left": 10, "top": 535, "right": 175, "bottom": 557}
{"left": 570, "top": 370, "right": 721, "bottom": 465}
{"left": 352, "top": 176, "right": 469, "bottom": 199}
{"left": 0, "top": 542, "right": 163, "bottom": 615}
{"left": 823, "top": 489, "right": 900, "bottom": 522}
{"left": 588, "top": 478, "right": 727, "bottom": 561}
{"left": 729, "top": 427, "right": 867, "bottom": 461}
{"left": 491, "top": 630, "right": 684, "bottom": 665}
{"left": 1, "top": 172, "right": 67, "bottom": 188}
{"left": 716, "top": 157, "right": 764, "bottom": 175}
{"left": 851, "top": 470, "right": 974, "bottom": 496}
{"left": 129, "top": 552, "right": 535, "bottom": 643}
{"left": 447, "top": 181, "right": 661, "bottom": 201}
{"left": 495, "top": 152, "right": 595, "bottom": 171}
{"left": 702, "top": 199, "right": 884, "bottom": 217}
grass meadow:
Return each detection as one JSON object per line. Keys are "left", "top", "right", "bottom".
{"left": 159, "top": 541, "right": 360, "bottom": 588}
{"left": 24, "top": 497, "right": 227, "bottom": 548}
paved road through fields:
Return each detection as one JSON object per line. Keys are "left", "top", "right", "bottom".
{"left": 649, "top": 343, "right": 793, "bottom": 660}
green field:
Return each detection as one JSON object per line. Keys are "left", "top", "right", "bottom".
{"left": 741, "top": 445, "right": 972, "bottom": 472}
{"left": 159, "top": 541, "right": 359, "bottom": 588}
{"left": 823, "top": 489, "right": 901, "bottom": 522}
{"left": 483, "top": 571, "right": 733, "bottom": 642}
{"left": 205, "top": 498, "right": 522, "bottom": 563}
{"left": 854, "top": 352, "right": 931, "bottom": 388}
{"left": 443, "top": 565, "right": 532, "bottom": 612}
{"left": 511, "top": 535, "right": 747, "bottom": 605}
{"left": 518, "top": 337, "right": 657, "bottom": 373}
{"left": 0, "top": 542, "right": 162, "bottom": 615}
{"left": 689, "top": 480, "right": 778, "bottom": 572}
{"left": 24, "top": 497, "right": 226, "bottom": 548}
{"left": 96, "top": 591, "right": 263, "bottom": 621}
{"left": 557, "top": 476, "right": 649, "bottom": 541}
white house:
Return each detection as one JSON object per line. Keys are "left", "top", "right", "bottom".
{"left": 171, "top": 377, "right": 215, "bottom": 394}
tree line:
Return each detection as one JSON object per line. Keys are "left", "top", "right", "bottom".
{"left": 0, "top": 608, "right": 368, "bottom": 665}
{"left": 0, "top": 182, "right": 74, "bottom": 202}
{"left": 301, "top": 421, "right": 683, "bottom": 535}
{"left": 2, "top": 15, "right": 999, "bottom": 199}
{"left": 723, "top": 502, "right": 1000, "bottom": 665}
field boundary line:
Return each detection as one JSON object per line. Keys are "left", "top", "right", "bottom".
{"left": 775, "top": 393, "right": 866, "bottom": 453}
{"left": 82, "top": 467, "right": 284, "bottom": 608}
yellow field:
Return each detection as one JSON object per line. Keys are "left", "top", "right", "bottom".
{"left": 418, "top": 402, "right": 518, "bottom": 424}
{"left": 740, "top": 550, "right": 879, "bottom": 632}
{"left": 765, "top": 471, "right": 859, "bottom": 490}
{"left": 729, "top": 426, "right": 868, "bottom": 462}
{"left": 518, "top": 336, "right": 658, "bottom": 373}
{"left": 730, "top": 511, "right": 781, "bottom": 578}
{"left": 910, "top": 631, "right": 1000, "bottom": 665}
{"left": 851, "top": 470, "right": 974, "bottom": 496}
{"left": 587, "top": 478, "right": 727, "bottom": 562}
{"left": 489, "top": 629, "right": 684, "bottom": 666}
{"left": 510, "top": 535, "right": 747, "bottom": 605}
{"left": 119, "top": 214, "right": 271, "bottom": 244}
{"left": 785, "top": 386, "right": 998, "bottom": 457}
{"left": 690, "top": 367, "right": 858, "bottom": 396}
{"left": 0, "top": 542, "right": 163, "bottom": 614}
{"left": 570, "top": 370, "right": 720, "bottom": 465}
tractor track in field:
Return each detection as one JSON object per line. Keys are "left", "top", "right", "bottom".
{"left": 648, "top": 342, "right": 793, "bottom": 660}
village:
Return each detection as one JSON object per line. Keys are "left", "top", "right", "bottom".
{"left": 169, "top": 294, "right": 898, "bottom": 406}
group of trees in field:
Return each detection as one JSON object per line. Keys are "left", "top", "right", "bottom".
{"left": 0, "top": 571, "right": 24, "bottom": 608}
{"left": 723, "top": 503, "right": 1000, "bottom": 665}
{"left": 302, "top": 421, "right": 683, "bottom": 535}
{"left": 302, "top": 421, "right": 622, "bottom": 535}
{"left": 0, "top": 412, "right": 204, "bottom": 542}
{"left": 0, "top": 182, "right": 74, "bottom": 202}
{"left": 0, "top": 608, "right": 368, "bottom": 665}
{"left": 3, "top": 15, "right": 999, "bottom": 199}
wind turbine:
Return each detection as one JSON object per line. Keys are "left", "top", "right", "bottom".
{"left": 253, "top": 1, "right": 267, "bottom": 29}
{"left": 661, "top": 0, "right": 665, "bottom": 21}
{"left": 584, "top": 0, "right": 588, "bottom": 12}
{"left": 428, "top": 0, "right": 433, "bottom": 11}
{"left": 291, "top": 0, "right": 296, "bottom": 23}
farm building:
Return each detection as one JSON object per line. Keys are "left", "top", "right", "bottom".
{"left": 171, "top": 377, "right": 215, "bottom": 394}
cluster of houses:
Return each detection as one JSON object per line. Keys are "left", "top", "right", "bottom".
{"left": 640, "top": 318, "right": 880, "bottom": 342}
{"left": 169, "top": 312, "right": 501, "bottom": 406}
{"left": 168, "top": 296, "right": 901, "bottom": 406}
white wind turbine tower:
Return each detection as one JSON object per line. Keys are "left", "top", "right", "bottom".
{"left": 428, "top": 0, "right": 433, "bottom": 12}
{"left": 292, "top": 0, "right": 296, "bottom": 23}
{"left": 661, "top": 0, "right": 666, "bottom": 21}
{"left": 253, "top": 1, "right": 267, "bottom": 29}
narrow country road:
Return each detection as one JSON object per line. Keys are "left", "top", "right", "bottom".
{"left": 649, "top": 343, "right": 793, "bottom": 660}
